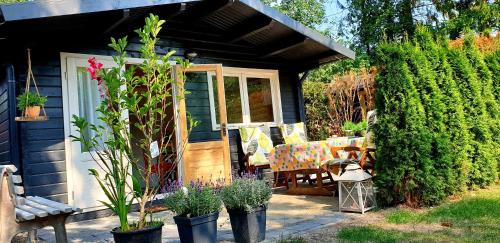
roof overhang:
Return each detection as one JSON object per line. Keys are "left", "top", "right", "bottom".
{"left": 0, "top": 0, "right": 354, "bottom": 71}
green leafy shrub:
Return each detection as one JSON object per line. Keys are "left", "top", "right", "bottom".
{"left": 414, "top": 28, "right": 471, "bottom": 193}
{"left": 164, "top": 180, "right": 222, "bottom": 218}
{"left": 221, "top": 174, "right": 272, "bottom": 212}
{"left": 16, "top": 92, "right": 47, "bottom": 110}
{"left": 403, "top": 41, "right": 451, "bottom": 200}
{"left": 342, "top": 121, "right": 367, "bottom": 135}
{"left": 484, "top": 50, "right": 500, "bottom": 102}
{"left": 303, "top": 81, "right": 333, "bottom": 140}
{"left": 462, "top": 35, "right": 500, "bottom": 179}
{"left": 373, "top": 42, "right": 435, "bottom": 207}
{"left": 447, "top": 47, "right": 497, "bottom": 188}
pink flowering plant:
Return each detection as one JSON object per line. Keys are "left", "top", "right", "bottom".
{"left": 71, "top": 14, "right": 194, "bottom": 231}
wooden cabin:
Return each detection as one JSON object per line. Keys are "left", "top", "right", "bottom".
{"left": 0, "top": 0, "right": 354, "bottom": 217}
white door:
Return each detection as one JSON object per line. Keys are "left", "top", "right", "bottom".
{"left": 62, "top": 55, "right": 124, "bottom": 210}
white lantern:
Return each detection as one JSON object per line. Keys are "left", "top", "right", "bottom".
{"left": 338, "top": 164, "right": 376, "bottom": 214}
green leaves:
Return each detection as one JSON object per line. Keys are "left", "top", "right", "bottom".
{"left": 220, "top": 176, "right": 272, "bottom": 212}
{"left": 16, "top": 92, "right": 47, "bottom": 110}
{"left": 374, "top": 27, "right": 498, "bottom": 207}
{"left": 71, "top": 13, "right": 192, "bottom": 231}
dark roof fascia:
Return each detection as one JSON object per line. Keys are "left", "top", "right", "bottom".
{"left": 0, "top": 0, "right": 200, "bottom": 22}
{"left": 236, "top": 0, "right": 355, "bottom": 60}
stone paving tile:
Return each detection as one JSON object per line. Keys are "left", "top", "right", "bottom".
{"left": 37, "top": 192, "right": 347, "bottom": 242}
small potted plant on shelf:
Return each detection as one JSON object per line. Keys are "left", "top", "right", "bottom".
{"left": 221, "top": 173, "right": 272, "bottom": 243}
{"left": 164, "top": 180, "right": 222, "bottom": 243}
{"left": 16, "top": 92, "right": 47, "bottom": 118}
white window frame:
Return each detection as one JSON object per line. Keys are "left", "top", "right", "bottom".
{"left": 207, "top": 67, "right": 283, "bottom": 130}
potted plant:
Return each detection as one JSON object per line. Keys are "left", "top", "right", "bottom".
{"left": 16, "top": 92, "right": 47, "bottom": 118}
{"left": 71, "top": 14, "right": 193, "bottom": 243}
{"left": 221, "top": 174, "right": 272, "bottom": 243}
{"left": 342, "top": 121, "right": 367, "bottom": 137}
{"left": 164, "top": 180, "right": 222, "bottom": 243}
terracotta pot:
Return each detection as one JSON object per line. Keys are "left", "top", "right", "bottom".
{"left": 25, "top": 106, "right": 40, "bottom": 118}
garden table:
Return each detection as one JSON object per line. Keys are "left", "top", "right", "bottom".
{"left": 268, "top": 137, "right": 373, "bottom": 196}
{"left": 269, "top": 141, "right": 336, "bottom": 196}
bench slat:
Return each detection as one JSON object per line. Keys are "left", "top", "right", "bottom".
{"left": 24, "top": 198, "right": 61, "bottom": 215}
{"left": 26, "top": 196, "right": 73, "bottom": 213}
{"left": 0, "top": 165, "right": 17, "bottom": 173}
{"left": 11, "top": 175, "right": 22, "bottom": 184}
{"left": 15, "top": 208, "right": 35, "bottom": 221}
{"left": 14, "top": 185, "right": 24, "bottom": 195}
{"left": 17, "top": 204, "right": 48, "bottom": 217}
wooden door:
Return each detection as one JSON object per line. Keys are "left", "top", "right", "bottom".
{"left": 63, "top": 54, "right": 133, "bottom": 211}
{"left": 176, "top": 64, "right": 231, "bottom": 184}
{"left": 64, "top": 56, "right": 119, "bottom": 210}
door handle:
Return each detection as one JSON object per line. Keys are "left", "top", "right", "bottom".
{"left": 221, "top": 123, "right": 227, "bottom": 137}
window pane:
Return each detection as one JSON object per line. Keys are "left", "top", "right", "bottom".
{"left": 185, "top": 72, "right": 220, "bottom": 142}
{"left": 212, "top": 76, "right": 243, "bottom": 124}
{"left": 247, "top": 77, "right": 274, "bottom": 122}
{"left": 76, "top": 67, "right": 108, "bottom": 152}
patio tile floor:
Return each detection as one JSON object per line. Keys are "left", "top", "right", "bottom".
{"left": 35, "top": 189, "right": 348, "bottom": 242}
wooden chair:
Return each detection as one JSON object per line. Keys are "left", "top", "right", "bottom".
{"left": 327, "top": 146, "right": 362, "bottom": 177}
{"left": 0, "top": 165, "right": 81, "bottom": 243}
{"left": 239, "top": 126, "right": 288, "bottom": 188}
{"left": 359, "top": 147, "right": 376, "bottom": 175}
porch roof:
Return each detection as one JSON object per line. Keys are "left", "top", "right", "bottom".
{"left": 0, "top": 0, "right": 354, "bottom": 71}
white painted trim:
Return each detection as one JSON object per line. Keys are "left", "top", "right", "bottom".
{"left": 60, "top": 53, "right": 73, "bottom": 205}
{"left": 207, "top": 67, "right": 283, "bottom": 131}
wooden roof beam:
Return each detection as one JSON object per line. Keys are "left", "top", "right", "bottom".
{"left": 261, "top": 35, "right": 307, "bottom": 58}
{"left": 226, "top": 16, "right": 274, "bottom": 43}
{"left": 183, "top": 0, "right": 233, "bottom": 23}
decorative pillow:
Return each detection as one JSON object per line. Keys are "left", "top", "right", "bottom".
{"left": 279, "top": 122, "right": 307, "bottom": 144}
{"left": 365, "top": 110, "right": 377, "bottom": 148}
{"left": 239, "top": 126, "right": 273, "bottom": 166}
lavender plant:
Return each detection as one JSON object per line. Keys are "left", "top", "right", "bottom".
{"left": 221, "top": 173, "right": 272, "bottom": 212}
{"left": 164, "top": 180, "right": 222, "bottom": 218}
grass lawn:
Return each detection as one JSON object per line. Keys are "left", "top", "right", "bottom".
{"left": 337, "top": 183, "right": 500, "bottom": 242}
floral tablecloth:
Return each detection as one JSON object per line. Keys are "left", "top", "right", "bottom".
{"left": 268, "top": 137, "right": 366, "bottom": 172}
{"left": 269, "top": 141, "right": 334, "bottom": 172}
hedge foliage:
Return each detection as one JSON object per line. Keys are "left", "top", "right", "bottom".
{"left": 303, "top": 81, "right": 332, "bottom": 141}
{"left": 374, "top": 28, "right": 499, "bottom": 207}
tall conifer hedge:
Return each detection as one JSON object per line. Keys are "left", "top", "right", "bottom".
{"left": 414, "top": 28, "right": 471, "bottom": 192}
{"left": 447, "top": 48, "right": 497, "bottom": 187}
{"left": 374, "top": 43, "right": 434, "bottom": 207}
{"left": 374, "top": 29, "right": 498, "bottom": 206}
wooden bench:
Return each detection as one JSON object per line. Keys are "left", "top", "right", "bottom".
{"left": 0, "top": 165, "right": 81, "bottom": 243}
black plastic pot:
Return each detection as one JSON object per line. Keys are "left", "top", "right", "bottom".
{"left": 111, "top": 222, "right": 164, "bottom": 243}
{"left": 227, "top": 206, "right": 267, "bottom": 243}
{"left": 173, "top": 212, "right": 219, "bottom": 243}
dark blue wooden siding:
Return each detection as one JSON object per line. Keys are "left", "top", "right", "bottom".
{"left": 0, "top": 65, "right": 20, "bottom": 170}
{"left": 7, "top": 36, "right": 301, "bottom": 203}
{"left": 17, "top": 57, "right": 68, "bottom": 203}
{"left": 0, "top": 71, "right": 11, "bottom": 166}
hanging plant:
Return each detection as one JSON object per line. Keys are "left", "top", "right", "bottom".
{"left": 15, "top": 49, "right": 49, "bottom": 121}
{"left": 16, "top": 92, "right": 47, "bottom": 118}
